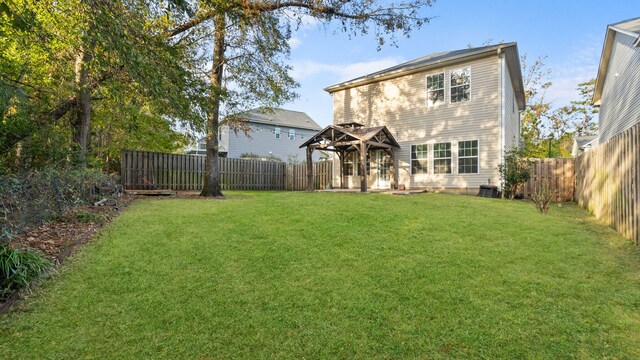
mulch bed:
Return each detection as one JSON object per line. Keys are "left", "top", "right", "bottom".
{"left": 1, "top": 195, "right": 136, "bottom": 313}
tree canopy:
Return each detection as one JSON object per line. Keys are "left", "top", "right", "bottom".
{"left": 519, "top": 54, "right": 598, "bottom": 158}
{"left": 1, "top": 0, "right": 207, "bottom": 172}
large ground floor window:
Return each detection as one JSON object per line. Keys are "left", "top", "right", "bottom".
{"left": 458, "top": 140, "right": 479, "bottom": 174}
{"left": 411, "top": 144, "right": 429, "bottom": 174}
{"left": 433, "top": 142, "right": 452, "bottom": 174}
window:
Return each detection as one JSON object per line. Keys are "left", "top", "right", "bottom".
{"left": 288, "top": 129, "right": 295, "bottom": 140}
{"left": 433, "top": 142, "right": 452, "bottom": 174}
{"left": 356, "top": 153, "right": 371, "bottom": 176}
{"left": 274, "top": 127, "right": 281, "bottom": 139}
{"left": 458, "top": 140, "right": 479, "bottom": 174}
{"left": 411, "top": 144, "right": 429, "bottom": 174}
{"left": 343, "top": 154, "right": 354, "bottom": 176}
{"left": 450, "top": 68, "right": 471, "bottom": 103}
{"left": 426, "top": 73, "right": 445, "bottom": 107}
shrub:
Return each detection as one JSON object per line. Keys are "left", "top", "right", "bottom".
{"left": 239, "top": 153, "right": 282, "bottom": 162}
{"left": 498, "top": 147, "right": 532, "bottom": 199}
{"left": 0, "top": 245, "right": 51, "bottom": 300}
{"left": 0, "top": 167, "right": 119, "bottom": 242}
{"left": 73, "top": 210, "right": 104, "bottom": 224}
{"left": 531, "top": 181, "right": 554, "bottom": 214}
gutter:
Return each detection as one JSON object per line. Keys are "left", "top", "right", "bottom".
{"left": 497, "top": 48, "right": 505, "bottom": 184}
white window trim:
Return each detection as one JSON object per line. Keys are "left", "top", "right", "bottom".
{"left": 450, "top": 67, "right": 471, "bottom": 104}
{"left": 288, "top": 128, "right": 295, "bottom": 140}
{"left": 425, "top": 72, "right": 445, "bottom": 108}
{"left": 274, "top": 127, "right": 281, "bottom": 139}
{"left": 410, "top": 143, "right": 429, "bottom": 175}
{"left": 432, "top": 141, "right": 453, "bottom": 175}
{"left": 457, "top": 139, "right": 480, "bottom": 174}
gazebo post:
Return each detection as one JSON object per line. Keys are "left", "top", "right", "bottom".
{"left": 359, "top": 142, "right": 368, "bottom": 192}
{"left": 337, "top": 150, "right": 345, "bottom": 189}
{"left": 306, "top": 147, "right": 314, "bottom": 191}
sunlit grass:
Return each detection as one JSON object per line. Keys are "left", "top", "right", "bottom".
{"left": 1, "top": 192, "right": 638, "bottom": 358}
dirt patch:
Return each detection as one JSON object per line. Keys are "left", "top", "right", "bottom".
{"left": 1, "top": 195, "right": 136, "bottom": 312}
{"left": 8, "top": 195, "right": 136, "bottom": 263}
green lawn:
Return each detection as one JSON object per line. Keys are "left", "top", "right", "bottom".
{"left": 1, "top": 192, "right": 639, "bottom": 359}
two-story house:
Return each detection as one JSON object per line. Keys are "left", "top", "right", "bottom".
{"left": 188, "top": 108, "right": 323, "bottom": 161}
{"left": 321, "top": 43, "right": 525, "bottom": 191}
{"left": 593, "top": 17, "right": 640, "bottom": 144}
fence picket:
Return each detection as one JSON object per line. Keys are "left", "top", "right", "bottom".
{"left": 575, "top": 123, "right": 640, "bottom": 246}
{"left": 523, "top": 158, "right": 575, "bottom": 202}
{"left": 121, "top": 150, "right": 333, "bottom": 192}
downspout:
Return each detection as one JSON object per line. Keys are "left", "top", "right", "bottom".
{"left": 497, "top": 48, "right": 505, "bottom": 189}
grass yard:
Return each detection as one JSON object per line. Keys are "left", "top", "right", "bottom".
{"left": 1, "top": 192, "right": 639, "bottom": 359}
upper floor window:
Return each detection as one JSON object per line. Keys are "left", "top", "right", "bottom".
{"left": 274, "top": 127, "right": 281, "bottom": 139}
{"left": 433, "top": 142, "right": 452, "bottom": 174}
{"left": 450, "top": 68, "right": 471, "bottom": 103}
{"left": 411, "top": 144, "right": 429, "bottom": 174}
{"left": 288, "top": 129, "right": 296, "bottom": 140}
{"left": 458, "top": 140, "right": 479, "bottom": 174}
{"left": 426, "top": 73, "right": 445, "bottom": 107}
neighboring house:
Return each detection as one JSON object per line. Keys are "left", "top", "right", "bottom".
{"left": 571, "top": 135, "right": 598, "bottom": 157}
{"left": 322, "top": 43, "right": 525, "bottom": 191}
{"left": 187, "top": 108, "right": 323, "bottom": 161}
{"left": 593, "top": 17, "right": 640, "bottom": 144}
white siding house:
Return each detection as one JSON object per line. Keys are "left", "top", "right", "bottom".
{"left": 593, "top": 17, "right": 640, "bottom": 144}
{"left": 324, "top": 43, "right": 525, "bottom": 191}
{"left": 188, "top": 108, "right": 323, "bottom": 161}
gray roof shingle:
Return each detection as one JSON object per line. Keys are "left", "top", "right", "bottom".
{"left": 239, "top": 108, "right": 322, "bottom": 131}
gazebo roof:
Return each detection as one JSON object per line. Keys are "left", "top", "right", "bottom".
{"left": 299, "top": 124, "right": 400, "bottom": 152}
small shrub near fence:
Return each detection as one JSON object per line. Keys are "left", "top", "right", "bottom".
{"left": 0, "top": 168, "right": 120, "bottom": 242}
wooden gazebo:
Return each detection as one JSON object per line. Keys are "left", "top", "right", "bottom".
{"left": 300, "top": 122, "right": 401, "bottom": 192}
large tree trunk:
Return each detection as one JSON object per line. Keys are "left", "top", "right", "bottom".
{"left": 73, "top": 47, "right": 93, "bottom": 166}
{"left": 200, "top": 14, "right": 226, "bottom": 197}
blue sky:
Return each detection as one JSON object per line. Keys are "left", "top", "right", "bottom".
{"left": 281, "top": 0, "right": 640, "bottom": 127}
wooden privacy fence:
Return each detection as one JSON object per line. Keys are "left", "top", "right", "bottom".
{"left": 575, "top": 123, "right": 639, "bottom": 246}
{"left": 523, "top": 158, "right": 575, "bottom": 202}
{"left": 285, "top": 161, "right": 333, "bottom": 191}
{"left": 120, "top": 150, "right": 333, "bottom": 191}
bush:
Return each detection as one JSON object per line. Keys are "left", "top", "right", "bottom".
{"left": 498, "top": 147, "right": 532, "bottom": 200}
{"left": 531, "top": 181, "right": 554, "bottom": 214}
{"left": 0, "top": 167, "right": 120, "bottom": 242}
{"left": 239, "top": 153, "right": 283, "bottom": 162}
{"left": 0, "top": 245, "right": 51, "bottom": 300}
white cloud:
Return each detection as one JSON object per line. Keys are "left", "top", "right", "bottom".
{"left": 291, "top": 57, "right": 404, "bottom": 82}
{"left": 298, "top": 13, "right": 321, "bottom": 30}
{"left": 545, "top": 39, "right": 601, "bottom": 107}
{"left": 288, "top": 36, "right": 302, "bottom": 49}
